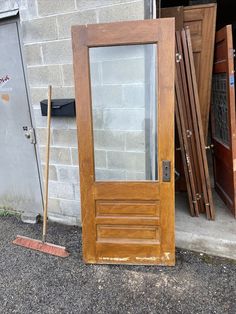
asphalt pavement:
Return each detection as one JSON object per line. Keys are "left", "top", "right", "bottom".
{"left": 0, "top": 216, "right": 235, "bottom": 314}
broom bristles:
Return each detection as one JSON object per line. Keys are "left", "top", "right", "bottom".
{"left": 13, "top": 235, "right": 70, "bottom": 258}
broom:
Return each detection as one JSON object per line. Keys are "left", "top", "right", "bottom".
{"left": 13, "top": 86, "right": 69, "bottom": 257}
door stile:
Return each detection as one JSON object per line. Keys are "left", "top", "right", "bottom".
{"left": 72, "top": 25, "right": 97, "bottom": 262}
{"left": 212, "top": 25, "right": 236, "bottom": 216}
{"left": 158, "top": 23, "right": 175, "bottom": 264}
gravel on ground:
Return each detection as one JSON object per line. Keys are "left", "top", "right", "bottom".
{"left": 0, "top": 216, "right": 235, "bottom": 314}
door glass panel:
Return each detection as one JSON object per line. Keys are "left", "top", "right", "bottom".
{"left": 212, "top": 73, "right": 230, "bottom": 146}
{"left": 89, "top": 44, "right": 157, "bottom": 181}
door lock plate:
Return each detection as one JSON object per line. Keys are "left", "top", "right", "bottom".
{"left": 162, "top": 160, "right": 171, "bottom": 182}
{"left": 23, "top": 126, "right": 36, "bottom": 144}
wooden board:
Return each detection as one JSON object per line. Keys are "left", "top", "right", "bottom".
{"left": 161, "top": 6, "right": 183, "bottom": 30}
{"left": 162, "top": 3, "right": 217, "bottom": 140}
{"left": 211, "top": 25, "right": 236, "bottom": 217}
{"left": 175, "top": 28, "right": 215, "bottom": 220}
{"left": 72, "top": 19, "right": 175, "bottom": 265}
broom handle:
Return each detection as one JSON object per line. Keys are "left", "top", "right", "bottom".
{"left": 42, "top": 85, "right": 52, "bottom": 243}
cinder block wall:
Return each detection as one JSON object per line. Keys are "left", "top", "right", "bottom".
{"left": 15, "top": 0, "right": 147, "bottom": 225}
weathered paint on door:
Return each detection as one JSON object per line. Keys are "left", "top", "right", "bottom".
{"left": 0, "top": 19, "right": 43, "bottom": 216}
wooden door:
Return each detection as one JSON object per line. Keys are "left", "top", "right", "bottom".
{"left": 162, "top": 4, "right": 217, "bottom": 139}
{"left": 184, "top": 4, "right": 217, "bottom": 139}
{"left": 72, "top": 19, "right": 175, "bottom": 265}
{"left": 211, "top": 25, "right": 236, "bottom": 217}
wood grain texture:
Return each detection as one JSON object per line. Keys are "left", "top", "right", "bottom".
{"left": 72, "top": 19, "right": 175, "bottom": 265}
{"left": 211, "top": 25, "right": 236, "bottom": 217}
{"left": 162, "top": 4, "right": 217, "bottom": 140}
{"left": 175, "top": 29, "right": 215, "bottom": 219}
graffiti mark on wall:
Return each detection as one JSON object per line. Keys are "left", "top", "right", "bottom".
{"left": 0, "top": 75, "right": 10, "bottom": 86}
{"left": 0, "top": 94, "right": 10, "bottom": 104}
{"left": 0, "top": 75, "right": 11, "bottom": 104}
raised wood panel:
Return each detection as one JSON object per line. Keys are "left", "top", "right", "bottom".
{"left": 97, "top": 225, "right": 160, "bottom": 243}
{"left": 95, "top": 216, "right": 160, "bottom": 226}
{"left": 94, "top": 182, "right": 160, "bottom": 200}
{"left": 96, "top": 201, "right": 159, "bottom": 217}
{"left": 186, "top": 20, "right": 202, "bottom": 36}
{"left": 183, "top": 8, "right": 204, "bottom": 21}
{"left": 96, "top": 243, "right": 161, "bottom": 264}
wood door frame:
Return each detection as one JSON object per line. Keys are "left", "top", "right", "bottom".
{"left": 211, "top": 25, "right": 236, "bottom": 216}
{"left": 72, "top": 19, "right": 175, "bottom": 265}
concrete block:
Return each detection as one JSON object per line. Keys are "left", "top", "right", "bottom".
{"left": 93, "top": 109, "right": 104, "bottom": 129}
{"left": 103, "top": 109, "right": 144, "bottom": 131}
{"left": 59, "top": 199, "right": 81, "bottom": 217}
{"left": 71, "top": 148, "right": 79, "bottom": 165}
{"left": 24, "top": 44, "right": 42, "bottom": 66}
{"left": 125, "top": 131, "right": 145, "bottom": 152}
{"left": 19, "top": 0, "right": 38, "bottom": 21}
{"left": 126, "top": 171, "right": 145, "bottom": 180}
{"left": 123, "top": 84, "right": 145, "bottom": 108}
{"left": 21, "top": 212, "right": 40, "bottom": 224}
{"left": 57, "top": 166, "right": 79, "bottom": 183}
{"left": 76, "top": 0, "right": 138, "bottom": 11}
{"left": 52, "top": 129, "right": 77, "bottom": 147}
{"left": 91, "top": 85, "right": 122, "bottom": 109}
{"left": 42, "top": 164, "right": 58, "bottom": 181}
{"left": 38, "top": 0, "right": 75, "bottom": 16}
{"left": 102, "top": 58, "right": 145, "bottom": 84}
{"left": 35, "top": 127, "right": 47, "bottom": 144}
{"left": 90, "top": 63, "right": 102, "bottom": 86}
{"left": 107, "top": 151, "right": 145, "bottom": 172}
{"left": 97, "top": 1, "right": 145, "bottom": 23}
{"left": 94, "top": 130, "right": 125, "bottom": 151}
{"left": 67, "top": 118, "right": 77, "bottom": 129}
{"left": 95, "top": 169, "right": 126, "bottom": 181}
{"left": 90, "top": 45, "right": 145, "bottom": 62}
{"left": 22, "top": 17, "right": 58, "bottom": 44}
{"left": 73, "top": 184, "right": 81, "bottom": 200}
{"left": 94, "top": 150, "right": 106, "bottom": 168}
{"left": 49, "top": 181, "right": 74, "bottom": 200}
{"left": 62, "top": 64, "right": 74, "bottom": 86}
{"left": 27, "top": 65, "right": 62, "bottom": 87}
{"left": 48, "top": 198, "right": 60, "bottom": 213}
{"left": 57, "top": 10, "right": 96, "bottom": 39}
{"left": 51, "top": 116, "right": 73, "bottom": 129}
{"left": 48, "top": 213, "right": 80, "bottom": 225}
{"left": 33, "top": 108, "right": 47, "bottom": 127}
{"left": 42, "top": 40, "right": 72, "bottom": 64}
{"left": 39, "top": 146, "right": 71, "bottom": 165}
{"left": 30, "top": 86, "right": 75, "bottom": 105}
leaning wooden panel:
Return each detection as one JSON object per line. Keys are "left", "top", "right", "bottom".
{"left": 162, "top": 4, "right": 217, "bottom": 140}
{"left": 175, "top": 29, "right": 215, "bottom": 219}
{"left": 211, "top": 25, "right": 236, "bottom": 217}
{"left": 184, "top": 4, "right": 217, "bottom": 140}
{"left": 72, "top": 19, "right": 175, "bottom": 265}
{"left": 183, "top": 28, "right": 215, "bottom": 220}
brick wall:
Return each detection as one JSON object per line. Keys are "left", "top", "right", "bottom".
{"left": 11, "top": 0, "right": 147, "bottom": 225}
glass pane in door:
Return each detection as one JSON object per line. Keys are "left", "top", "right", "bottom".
{"left": 89, "top": 44, "right": 157, "bottom": 181}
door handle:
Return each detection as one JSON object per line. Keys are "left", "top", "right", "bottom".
{"left": 162, "top": 160, "right": 171, "bottom": 182}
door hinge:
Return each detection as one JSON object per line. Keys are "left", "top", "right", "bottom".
{"left": 230, "top": 48, "right": 235, "bottom": 59}
{"left": 176, "top": 53, "right": 182, "bottom": 63}
{"left": 23, "top": 126, "right": 36, "bottom": 144}
{"left": 162, "top": 160, "right": 171, "bottom": 182}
